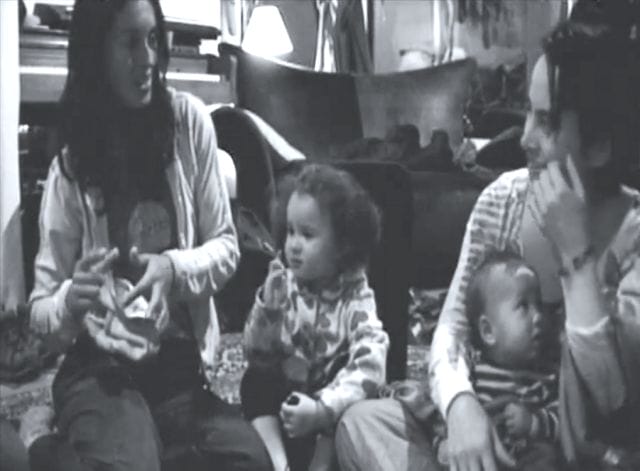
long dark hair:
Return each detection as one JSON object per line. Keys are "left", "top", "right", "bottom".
{"left": 60, "top": 0, "right": 175, "bottom": 210}
{"left": 543, "top": 0, "right": 640, "bottom": 192}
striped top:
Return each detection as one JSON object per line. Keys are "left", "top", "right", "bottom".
{"left": 473, "top": 360, "right": 559, "bottom": 443}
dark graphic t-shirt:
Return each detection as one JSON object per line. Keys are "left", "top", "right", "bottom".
{"left": 108, "top": 174, "right": 191, "bottom": 339}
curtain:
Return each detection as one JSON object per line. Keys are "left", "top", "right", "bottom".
{"left": 1, "top": 1, "right": 26, "bottom": 312}
{"left": 432, "top": 0, "right": 456, "bottom": 65}
{"left": 314, "top": 0, "right": 372, "bottom": 73}
{"left": 221, "top": 0, "right": 257, "bottom": 46}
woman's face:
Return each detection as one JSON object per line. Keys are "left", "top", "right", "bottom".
{"left": 105, "top": 0, "right": 159, "bottom": 108}
{"left": 520, "top": 56, "right": 582, "bottom": 178}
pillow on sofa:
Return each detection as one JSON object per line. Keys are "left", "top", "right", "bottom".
{"left": 355, "top": 58, "right": 477, "bottom": 151}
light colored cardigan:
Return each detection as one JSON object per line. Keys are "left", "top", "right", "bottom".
{"left": 29, "top": 89, "right": 239, "bottom": 385}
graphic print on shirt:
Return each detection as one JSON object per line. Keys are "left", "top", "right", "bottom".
{"left": 127, "top": 200, "right": 172, "bottom": 254}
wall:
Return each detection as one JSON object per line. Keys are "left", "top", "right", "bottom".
{"left": 373, "top": 0, "right": 563, "bottom": 76}
{"left": 262, "top": 0, "right": 317, "bottom": 68}
{"left": 260, "top": 0, "right": 370, "bottom": 69}
{"left": 373, "top": 0, "right": 432, "bottom": 73}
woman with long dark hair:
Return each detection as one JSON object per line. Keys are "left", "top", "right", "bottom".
{"left": 26, "top": 1, "right": 271, "bottom": 469}
{"left": 336, "top": 1, "right": 640, "bottom": 470}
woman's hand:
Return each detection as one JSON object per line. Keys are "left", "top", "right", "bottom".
{"left": 65, "top": 247, "right": 119, "bottom": 318}
{"left": 280, "top": 393, "right": 323, "bottom": 438}
{"left": 529, "top": 156, "right": 591, "bottom": 265}
{"left": 122, "top": 247, "right": 172, "bottom": 333}
{"left": 84, "top": 312, "right": 155, "bottom": 361}
{"left": 263, "top": 257, "right": 287, "bottom": 310}
{"left": 447, "top": 393, "right": 515, "bottom": 471}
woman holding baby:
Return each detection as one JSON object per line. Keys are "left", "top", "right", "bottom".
{"left": 336, "top": 1, "right": 640, "bottom": 470}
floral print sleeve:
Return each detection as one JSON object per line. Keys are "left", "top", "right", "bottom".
{"left": 242, "top": 284, "right": 289, "bottom": 369}
{"left": 315, "top": 284, "right": 389, "bottom": 422}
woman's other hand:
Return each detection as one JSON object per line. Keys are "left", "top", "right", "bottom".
{"left": 65, "top": 247, "right": 119, "bottom": 318}
{"left": 122, "top": 246, "right": 172, "bottom": 333}
{"left": 85, "top": 312, "right": 156, "bottom": 361}
{"left": 447, "top": 393, "right": 516, "bottom": 471}
{"left": 263, "top": 257, "right": 287, "bottom": 310}
{"left": 529, "top": 157, "right": 591, "bottom": 264}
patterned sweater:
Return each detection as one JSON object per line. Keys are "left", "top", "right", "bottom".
{"left": 243, "top": 268, "right": 389, "bottom": 422}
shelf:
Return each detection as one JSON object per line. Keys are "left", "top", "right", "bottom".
{"left": 19, "top": 27, "right": 231, "bottom": 107}
{"left": 20, "top": 66, "right": 233, "bottom": 107}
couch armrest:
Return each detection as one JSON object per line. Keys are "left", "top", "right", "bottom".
{"left": 410, "top": 170, "right": 493, "bottom": 289}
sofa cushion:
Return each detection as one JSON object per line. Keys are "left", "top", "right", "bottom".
{"left": 355, "top": 58, "right": 477, "bottom": 151}
{"left": 410, "top": 170, "right": 493, "bottom": 289}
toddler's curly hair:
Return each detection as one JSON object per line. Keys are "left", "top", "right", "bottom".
{"left": 279, "top": 163, "right": 382, "bottom": 274}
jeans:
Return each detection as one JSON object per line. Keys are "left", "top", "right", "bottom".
{"left": 240, "top": 365, "right": 316, "bottom": 471}
{"left": 336, "top": 398, "right": 563, "bottom": 471}
{"left": 336, "top": 398, "right": 442, "bottom": 471}
{"left": 29, "top": 334, "right": 272, "bottom": 471}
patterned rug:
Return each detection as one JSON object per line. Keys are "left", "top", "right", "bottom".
{"left": 0, "top": 336, "right": 432, "bottom": 426}
{"left": 0, "top": 289, "right": 443, "bottom": 425}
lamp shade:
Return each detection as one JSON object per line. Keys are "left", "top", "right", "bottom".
{"left": 242, "top": 5, "right": 293, "bottom": 57}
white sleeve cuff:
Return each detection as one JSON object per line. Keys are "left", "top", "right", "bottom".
{"left": 432, "top": 354, "right": 475, "bottom": 418}
{"left": 565, "top": 316, "right": 610, "bottom": 338}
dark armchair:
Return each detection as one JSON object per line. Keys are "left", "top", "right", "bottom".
{"left": 219, "top": 43, "right": 477, "bottom": 159}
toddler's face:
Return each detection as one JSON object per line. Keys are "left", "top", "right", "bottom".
{"left": 482, "top": 263, "right": 548, "bottom": 369}
{"left": 284, "top": 192, "right": 339, "bottom": 288}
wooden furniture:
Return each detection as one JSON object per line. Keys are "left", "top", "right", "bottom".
{"left": 19, "top": 26, "right": 234, "bottom": 109}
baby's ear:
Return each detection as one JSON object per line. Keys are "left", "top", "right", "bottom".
{"left": 478, "top": 315, "right": 496, "bottom": 346}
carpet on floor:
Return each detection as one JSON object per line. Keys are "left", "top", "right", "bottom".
{"left": 0, "top": 288, "right": 444, "bottom": 425}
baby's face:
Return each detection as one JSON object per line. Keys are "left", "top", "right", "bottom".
{"left": 483, "top": 264, "right": 547, "bottom": 369}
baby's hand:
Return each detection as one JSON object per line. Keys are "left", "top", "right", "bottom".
{"left": 263, "top": 257, "right": 286, "bottom": 309}
{"left": 502, "top": 402, "right": 533, "bottom": 439}
{"left": 279, "top": 393, "right": 323, "bottom": 438}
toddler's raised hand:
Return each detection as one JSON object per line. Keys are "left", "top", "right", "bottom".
{"left": 263, "top": 256, "right": 287, "bottom": 309}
